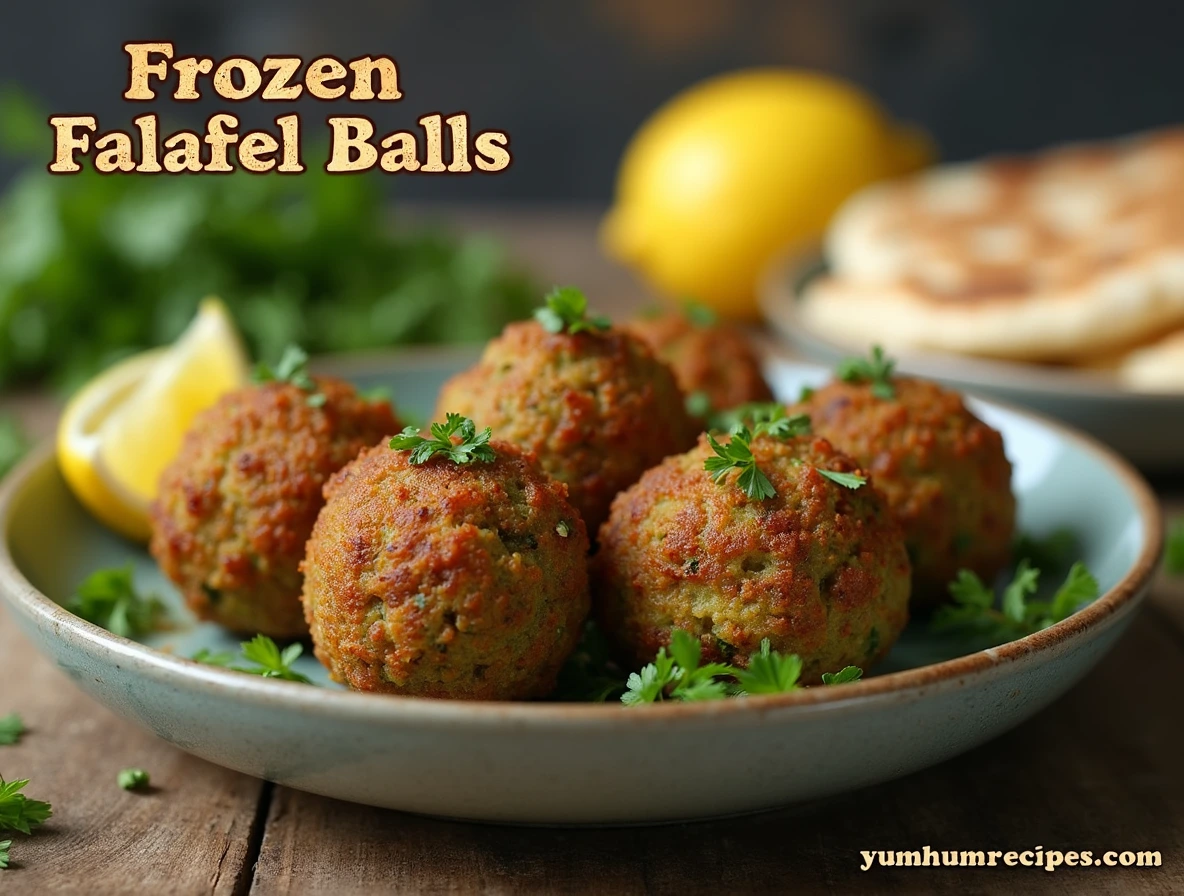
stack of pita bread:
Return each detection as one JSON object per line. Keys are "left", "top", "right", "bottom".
{"left": 800, "top": 129, "right": 1184, "bottom": 392}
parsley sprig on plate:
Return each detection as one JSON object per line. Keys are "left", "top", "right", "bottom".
{"left": 193, "top": 635, "right": 313, "bottom": 684}
{"left": 1166, "top": 518, "right": 1184, "bottom": 576}
{"left": 621, "top": 630, "right": 862, "bottom": 705}
{"left": 390, "top": 413, "right": 496, "bottom": 466}
{"left": 534, "top": 286, "right": 611, "bottom": 335}
{"left": 837, "top": 345, "right": 897, "bottom": 399}
{"left": 0, "top": 775, "right": 52, "bottom": 869}
{"left": 0, "top": 714, "right": 23, "bottom": 746}
{"left": 705, "top": 405, "right": 866, "bottom": 499}
{"left": 932, "top": 559, "right": 1100, "bottom": 644}
{"left": 65, "top": 566, "right": 166, "bottom": 639}
{"left": 253, "top": 344, "right": 326, "bottom": 408}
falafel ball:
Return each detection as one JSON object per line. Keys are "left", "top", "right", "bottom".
{"left": 595, "top": 432, "right": 911, "bottom": 683}
{"left": 150, "top": 379, "right": 400, "bottom": 639}
{"left": 795, "top": 377, "right": 1015, "bottom": 606}
{"left": 435, "top": 321, "right": 699, "bottom": 534}
{"left": 625, "top": 311, "right": 774, "bottom": 414}
{"left": 301, "top": 439, "right": 591, "bottom": 700}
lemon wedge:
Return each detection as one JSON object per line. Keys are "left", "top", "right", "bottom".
{"left": 57, "top": 298, "right": 249, "bottom": 541}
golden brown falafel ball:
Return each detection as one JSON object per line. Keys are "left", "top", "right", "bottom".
{"left": 595, "top": 433, "right": 910, "bottom": 683}
{"left": 150, "top": 379, "right": 400, "bottom": 639}
{"left": 301, "top": 439, "right": 590, "bottom": 700}
{"left": 624, "top": 311, "right": 773, "bottom": 414}
{"left": 795, "top": 378, "right": 1015, "bottom": 607}
{"left": 435, "top": 321, "right": 698, "bottom": 534}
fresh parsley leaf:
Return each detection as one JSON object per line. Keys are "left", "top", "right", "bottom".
{"left": 798, "top": 385, "right": 816, "bottom": 402}
{"left": 666, "top": 631, "right": 734, "bottom": 702}
{"left": 0, "top": 838, "right": 10, "bottom": 869}
{"left": 1033, "top": 562, "right": 1100, "bottom": 628}
{"left": 1167, "top": 519, "right": 1184, "bottom": 576}
{"left": 1000, "top": 558, "right": 1040, "bottom": 623}
{"left": 732, "top": 639, "right": 803, "bottom": 695}
{"left": 618, "top": 632, "right": 864, "bottom": 704}
{"left": 117, "top": 768, "right": 150, "bottom": 791}
{"left": 239, "top": 636, "right": 313, "bottom": 683}
{"left": 64, "top": 565, "right": 166, "bottom": 639}
{"left": 933, "top": 560, "right": 1100, "bottom": 645}
{"left": 253, "top": 344, "right": 325, "bottom": 407}
{"left": 192, "top": 636, "right": 313, "bottom": 684}
{"left": 0, "top": 415, "right": 30, "bottom": 480}
{"left": 389, "top": 413, "right": 496, "bottom": 466}
{"left": 0, "top": 714, "right": 24, "bottom": 746}
{"left": 821, "top": 666, "right": 864, "bottom": 685}
{"left": 190, "top": 648, "right": 236, "bottom": 667}
{"left": 704, "top": 410, "right": 862, "bottom": 498}
{"left": 837, "top": 345, "right": 896, "bottom": 399}
{"left": 621, "top": 650, "right": 680, "bottom": 705}
{"left": 685, "top": 390, "right": 713, "bottom": 420}
{"left": 681, "top": 300, "right": 717, "bottom": 328}
{"left": 534, "top": 286, "right": 611, "bottom": 335}
{"left": 816, "top": 469, "right": 867, "bottom": 489}
{"left": 0, "top": 777, "right": 52, "bottom": 836}
{"left": 706, "top": 428, "right": 776, "bottom": 499}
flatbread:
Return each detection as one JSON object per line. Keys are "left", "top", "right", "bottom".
{"left": 1120, "top": 328, "right": 1184, "bottom": 392}
{"left": 801, "top": 129, "right": 1184, "bottom": 361}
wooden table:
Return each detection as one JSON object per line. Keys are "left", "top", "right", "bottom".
{"left": 2, "top": 209, "right": 1182, "bottom": 895}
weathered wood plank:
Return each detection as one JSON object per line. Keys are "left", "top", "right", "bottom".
{"left": 249, "top": 607, "right": 1183, "bottom": 896}
{"left": 0, "top": 602, "right": 265, "bottom": 895}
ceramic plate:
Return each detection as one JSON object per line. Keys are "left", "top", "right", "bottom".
{"left": 760, "top": 253, "right": 1184, "bottom": 471}
{"left": 0, "top": 351, "right": 1162, "bottom": 825}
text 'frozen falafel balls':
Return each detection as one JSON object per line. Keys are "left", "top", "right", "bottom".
{"left": 435, "top": 287, "right": 699, "bottom": 536}
{"left": 301, "top": 418, "right": 592, "bottom": 700}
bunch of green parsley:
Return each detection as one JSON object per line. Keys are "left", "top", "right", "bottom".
{"left": 0, "top": 89, "right": 536, "bottom": 393}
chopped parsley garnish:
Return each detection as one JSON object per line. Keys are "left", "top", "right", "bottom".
{"left": 932, "top": 560, "right": 1100, "bottom": 645}
{"left": 556, "top": 520, "right": 572, "bottom": 538}
{"left": 252, "top": 344, "right": 325, "bottom": 407}
{"left": 620, "top": 630, "right": 861, "bottom": 705}
{"left": 193, "top": 635, "right": 313, "bottom": 684}
{"left": 389, "top": 413, "right": 496, "bottom": 466}
{"left": 0, "top": 777, "right": 52, "bottom": 836}
{"left": 0, "top": 775, "right": 52, "bottom": 870}
{"left": 837, "top": 345, "right": 896, "bottom": 399}
{"left": 117, "top": 768, "right": 151, "bottom": 791}
{"left": 682, "top": 299, "right": 717, "bottom": 328}
{"left": 0, "top": 714, "right": 24, "bottom": 746}
{"left": 534, "top": 286, "right": 611, "bottom": 335}
{"left": 731, "top": 640, "right": 802, "bottom": 695}
{"left": 685, "top": 390, "right": 713, "bottom": 420}
{"left": 704, "top": 406, "right": 864, "bottom": 498}
{"left": 1167, "top": 518, "right": 1184, "bottom": 576}
{"left": 821, "top": 666, "right": 864, "bottom": 685}
{"left": 65, "top": 565, "right": 166, "bottom": 639}
{"left": 816, "top": 469, "right": 869, "bottom": 489}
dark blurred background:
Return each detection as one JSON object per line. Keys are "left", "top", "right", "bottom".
{"left": 2, "top": 0, "right": 1182, "bottom": 199}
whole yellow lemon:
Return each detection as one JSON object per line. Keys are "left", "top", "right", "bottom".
{"left": 602, "top": 69, "right": 932, "bottom": 319}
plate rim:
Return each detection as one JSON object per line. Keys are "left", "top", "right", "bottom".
{"left": 759, "top": 248, "right": 1184, "bottom": 404}
{"left": 0, "top": 368, "right": 1164, "bottom": 726}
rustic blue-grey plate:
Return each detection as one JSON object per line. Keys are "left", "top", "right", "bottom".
{"left": 0, "top": 350, "right": 1162, "bottom": 824}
